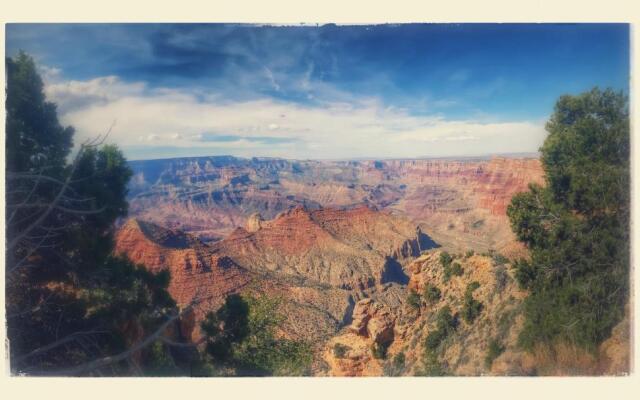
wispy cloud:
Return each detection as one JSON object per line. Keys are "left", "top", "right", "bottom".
{"left": 46, "top": 74, "right": 547, "bottom": 160}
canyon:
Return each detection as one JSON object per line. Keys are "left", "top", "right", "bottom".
{"left": 127, "top": 155, "right": 544, "bottom": 256}
{"left": 116, "top": 154, "right": 627, "bottom": 375}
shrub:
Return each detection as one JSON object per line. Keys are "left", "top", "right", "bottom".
{"left": 484, "top": 339, "right": 506, "bottom": 369}
{"left": 435, "top": 306, "right": 458, "bottom": 334}
{"left": 420, "top": 349, "right": 446, "bottom": 376}
{"left": 406, "top": 290, "right": 421, "bottom": 309}
{"left": 439, "top": 251, "right": 453, "bottom": 268}
{"left": 492, "top": 253, "right": 510, "bottom": 266}
{"left": 421, "top": 306, "right": 457, "bottom": 376}
{"left": 423, "top": 283, "right": 442, "bottom": 304}
{"left": 202, "top": 294, "right": 312, "bottom": 376}
{"left": 371, "top": 342, "right": 388, "bottom": 359}
{"left": 385, "top": 352, "right": 406, "bottom": 376}
{"left": 441, "top": 253, "right": 463, "bottom": 282}
{"left": 465, "top": 250, "right": 475, "bottom": 258}
{"left": 450, "top": 262, "right": 464, "bottom": 276}
{"left": 333, "top": 343, "right": 350, "bottom": 359}
{"left": 393, "top": 352, "right": 406, "bottom": 370}
{"left": 425, "top": 329, "right": 446, "bottom": 351}
{"left": 462, "top": 282, "right": 483, "bottom": 324}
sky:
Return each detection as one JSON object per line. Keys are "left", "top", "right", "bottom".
{"left": 6, "top": 23, "right": 630, "bottom": 161}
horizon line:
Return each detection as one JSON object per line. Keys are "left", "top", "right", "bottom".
{"left": 127, "top": 151, "right": 541, "bottom": 163}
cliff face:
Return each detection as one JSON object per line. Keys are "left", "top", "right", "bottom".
{"left": 115, "top": 206, "right": 434, "bottom": 350}
{"left": 127, "top": 156, "right": 543, "bottom": 253}
{"left": 212, "top": 205, "right": 434, "bottom": 290}
{"left": 322, "top": 250, "right": 630, "bottom": 377}
{"left": 114, "top": 219, "right": 252, "bottom": 340}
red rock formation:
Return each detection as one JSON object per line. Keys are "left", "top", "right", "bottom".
{"left": 211, "top": 205, "right": 432, "bottom": 290}
{"left": 127, "top": 156, "right": 543, "bottom": 254}
{"left": 115, "top": 206, "right": 432, "bottom": 340}
{"left": 115, "top": 219, "right": 251, "bottom": 340}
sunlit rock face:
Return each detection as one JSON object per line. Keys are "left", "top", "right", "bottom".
{"left": 126, "top": 155, "right": 543, "bottom": 255}
{"left": 115, "top": 205, "right": 434, "bottom": 351}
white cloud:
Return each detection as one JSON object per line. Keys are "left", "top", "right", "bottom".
{"left": 45, "top": 75, "right": 547, "bottom": 160}
{"left": 44, "top": 75, "right": 147, "bottom": 113}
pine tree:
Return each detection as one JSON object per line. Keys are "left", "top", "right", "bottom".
{"left": 507, "top": 88, "right": 629, "bottom": 351}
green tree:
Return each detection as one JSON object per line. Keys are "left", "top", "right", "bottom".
{"left": 201, "top": 294, "right": 312, "bottom": 376}
{"left": 423, "top": 283, "right": 441, "bottom": 304}
{"left": 406, "top": 290, "right": 421, "bottom": 310}
{"left": 462, "top": 281, "right": 483, "bottom": 324}
{"left": 507, "top": 88, "right": 629, "bottom": 352}
{"left": 6, "top": 52, "right": 177, "bottom": 375}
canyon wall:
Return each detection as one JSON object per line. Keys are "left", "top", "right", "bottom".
{"left": 115, "top": 206, "right": 433, "bottom": 348}
{"left": 127, "top": 155, "right": 543, "bottom": 254}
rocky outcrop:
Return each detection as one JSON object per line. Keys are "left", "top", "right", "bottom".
{"left": 349, "top": 299, "right": 396, "bottom": 346}
{"left": 245, "top": 212, "right": 264, "bottom": 232}
{"left": 211, "top": 205, "right": 434, "bottom": 290}
{"left": 322, "top": 250, "right": 630, "bottom": 377}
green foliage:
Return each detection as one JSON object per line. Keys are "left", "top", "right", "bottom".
{"left": 436, "top": 306, "right": 458, "bottom": 334}
{"left": 393, "top": 352, "right": 405, "bottom": 369}
{"left": 419, "top": 349, "right": 447, "bottom": 376}
{"left": 462, "top": 282, "right": 483, "bottom": 324}
{"left": 5, "top": 53, "right": 176, "bottom": 375}
{"left": 484, "top": 339, "right": 505, "bottom": 369}
{"left": 6, "top": 51, "right": 73, "bottom": 173}
{"left": 384, "top": 351, "right": 406, "bottom": 376}
{"left": 406, "top": 290, "right": 421, "bottom": 310}
{"left": 507, "top": 88, "right": 629, "bottom": 352}
{"left": 439, "top": 251, "right": 453, "bottom": 268}
{"left": 371, "top": 342, "right": 388, "bottom": 360}
{"left": 420, "top": 307, "right": 457, "bottom": 376}
{"left": 450, "top": 262, "right": 464, "bottom": 277}
{"left": 465, "top": 250, "right": 475, "bottom": 258}
{"left": 201, "top": 294, "right": 312, "bottom": 376}
{"left": 333, "top": 343, "right": 350, "bottom": 359}
{"left": 492, "top": 253, "right": 510, "bottom": 266}
{"left": 423, "top": 283, "right": 442, "bottom": 304}
{"left": 425, "top": 306, "right": 458, "bottom": 352}
{"left": 442, "top": 261, "right": 464, "bottom": 283}
{"left": 144, "top": 340, "right": 180, "bottom": 376}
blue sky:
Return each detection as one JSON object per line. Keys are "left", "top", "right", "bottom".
{"left": 6, "top": 23, "right": 630, "bottom": 160}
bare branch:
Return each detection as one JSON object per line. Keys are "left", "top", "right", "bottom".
{"left": 51, "top": 311, "right": 183, "bottom": 376}
{"left": 7, "top": 144, "right": 87, "bottom": 251}
{"left": 31, "top": 294, "right": 211, "bottom": 376}
{"left": 13, "top": 330, "right": 111, "bottom": 364}
{"left": 54, "top": 204, "right": 107, "bottom": 215}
